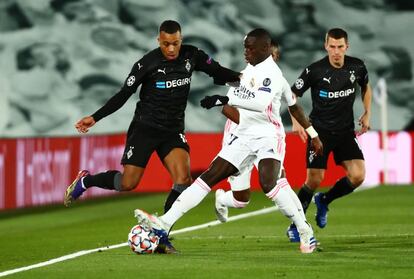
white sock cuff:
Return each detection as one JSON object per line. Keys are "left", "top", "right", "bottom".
{"left": 194, "top": 178, "right": 211, "bottom": 193}
{"left": 232, "top": 197, "right": 249, "bottom": 208}
{"left": 266, "top": 178, "right": 289, "bottom": 200}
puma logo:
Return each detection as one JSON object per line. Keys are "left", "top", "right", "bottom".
{"left": 323, "top": 77, "right": 331, "bottom": 84}
{"left": 158, "top": 68, "right": 166, "bottom": 75}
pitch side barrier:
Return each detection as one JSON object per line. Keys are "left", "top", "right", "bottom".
{"left": 0, "top": 131, "right": 412, "bottom": 210}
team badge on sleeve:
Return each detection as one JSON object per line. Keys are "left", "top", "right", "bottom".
{"left": 185, "top": 59, "right": 191, "bottom": 72}
{"left": 263, "top": 78, "right": 271, "bottom": 86}
{"left": 127, "top": 76, "right": 136, "bottom": 86}
{"left": 349, "top": 71, "right": 356, "bottom": 83}
{"left": 295, "top": 78, "right": 304, "bottom": 89}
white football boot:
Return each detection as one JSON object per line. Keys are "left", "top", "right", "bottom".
{"left": 215, "top": 189, "right": 229, "bottom": 223}
{"left": 298, "top": 222, "right": 317, "bottom": 254}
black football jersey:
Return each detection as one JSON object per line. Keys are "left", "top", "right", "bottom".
{"left": 92, "top": 45, "right": 239, "bottom": 132}
{"left": 291, "top": 55, "right": 368, "bottom": 132}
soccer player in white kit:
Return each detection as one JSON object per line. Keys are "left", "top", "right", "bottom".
{"left": 134, "top": 28, "right": 323, "bottom": 253}
{"left": 215, "top": 39, "right": 294, "bottom": 221}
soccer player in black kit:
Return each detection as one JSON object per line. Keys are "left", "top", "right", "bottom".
{"left": 286, "top": 28, "right": 372, "bottom": 241}
{"left": 63, "top": 20, "right": 239, "bottom": 252}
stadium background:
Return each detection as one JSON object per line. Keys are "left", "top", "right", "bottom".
{"left": 0, "top": 0, "right": 413, "bottom": 210}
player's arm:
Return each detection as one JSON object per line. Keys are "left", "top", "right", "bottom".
{"left": 284, "top": 78, "right": 322, "bottom": 155}
{"left": 288, "top": 100, "right": 307, "bottom": 143}
{"left": 194, "top": 48, "right": 240, "bottom": 83}
{"left": 221, "top": 104, "right": 240, "bottom": 124}
{"left": 200, "top": 87, "right": 273, "bottom": 112}
{"left": 76, "top": 60, "right": 144, "bottom": 133}
{"left": 289, "top": 66, "right": 313, "bottom": 142}
{"left": 289, "top": 103, "right": 323, "bottom": 156}
{"left": 357, "top": 82, "right": 372, "bottom": 135}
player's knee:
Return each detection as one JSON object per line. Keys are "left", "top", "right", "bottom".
{"left": 348, "top": 170, "right": 365, "bottom": 187}
{"left": 120, "top": 176, "right": 139, "bottom": 191}
{"left": 305, "top": 179, "right": 321, "bottom": 190}
{"left": 174, "top": 174, "right": 192, "bottom": 186}
{"left": 305, "top": 174, "right": 323, "bottom": 190}
{"left": 120, "top": 182, "right": 137, "bottom": 191}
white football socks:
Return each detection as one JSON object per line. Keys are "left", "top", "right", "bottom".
{"left": 285, "top": 183, "right": 306, "bottom": 220}
{"left": 160, "top": 178, "right": 211, "bottom": 230}
{"left": 266, "top": 178, "right": 308, "bottom": 231}
{"left": 217, "top": 190, "right": 249, "bottom": 208}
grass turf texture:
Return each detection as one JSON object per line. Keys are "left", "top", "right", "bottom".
{"left": 0, "top": 185, "right": 413, "bottom": 279}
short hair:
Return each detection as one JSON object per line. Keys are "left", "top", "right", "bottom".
{"left": 246, "top": 28, "right": 271, "bottom": 44}
{"left": 326, "top": 28, "right": 348, "bottom": 43}
{"left": 159, "top": 20, "right": 181, "bottom": 34}
{"left": 270, "top": 38, "right": 279, "bottom": 49}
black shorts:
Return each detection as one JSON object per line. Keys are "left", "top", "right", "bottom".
{"left": 121, "top": 121, "right": 190, "bottom": 168}
{"left": 306, "top": 129, "right": 364, "bottom": 169}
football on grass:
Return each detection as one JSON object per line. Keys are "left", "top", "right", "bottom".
{"left": 128, "top": 224, "right": 160, "bottom": 254}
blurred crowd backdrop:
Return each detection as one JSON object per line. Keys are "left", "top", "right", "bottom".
{"left": 0, "top": 0, "right": 413, "bottom": 137}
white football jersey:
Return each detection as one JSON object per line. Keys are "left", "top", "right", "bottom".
{"left": 226, "top": 56, "right": 296, "bottom": 137}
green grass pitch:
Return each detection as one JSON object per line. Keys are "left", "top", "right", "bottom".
{"left": 0, "top": 185, "right": 413, "bottom": 279}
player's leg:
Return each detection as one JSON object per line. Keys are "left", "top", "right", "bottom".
{"left": 215, "top": 169, "right": 252, "bottom": 222}
{"left": 135, "top": 137, "right": 249, "bottom": 232}
{"left": 317, "top": 159, "right": 365, "bottom": 205}
{"left": 259, "top": 158, "right": 316, "bottom": 253}
{"left": 161, "top": 147, "right": 192, "bottom": 213}
{"left": 296, "top": 133, "right": 330, "bottom": 214}
{"left": 134, "top": 156, "right": 238, "bottom": 240}
{"left": 314, "top": 132, "right": 365, "bottom": 228}
{"left": 64, "top": 121, "right": 154, "bottom": 207}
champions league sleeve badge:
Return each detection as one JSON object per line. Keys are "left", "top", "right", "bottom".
{"left": 263, "top": 78, "right": 271, "bottom": 86}
{"left": 127, "top": 76, "right": 136, "bottom": 86}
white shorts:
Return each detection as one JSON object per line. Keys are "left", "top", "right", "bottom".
{"left": 219, "top": 135, "right": 286, "bottom": 191}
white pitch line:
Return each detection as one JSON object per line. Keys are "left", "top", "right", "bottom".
{"left": 0, "top": 206, "right": 278, "bottom": 277}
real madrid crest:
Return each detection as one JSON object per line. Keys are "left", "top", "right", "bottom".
{"left": 185, "top": 59, "right": 191, "bottom": 72}
{"left": 349, "top": 70, "right": 356, "bottom": 83}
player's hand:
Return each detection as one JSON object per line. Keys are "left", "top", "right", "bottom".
{"left": 311, "top": 137, "right": 323, "bottom": 156}
{"left": 75, "top": 116, "right": 96, "bottom": 133}
{"left": 357, "top": 111, "right": 370, "bottom": 136}
{"left": 291, "top": 118, "right": 307, "bottom": 143}
{"left": 200, "top": 95, "right": 229, "bottom": 109}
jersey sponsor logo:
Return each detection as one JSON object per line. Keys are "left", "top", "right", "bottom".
{"left": 319, "top": 88, "right": 355, "bottom": 98}
{"left": 295, "top": 78, "right": 304, "bottom": 89}
{"left": 258, "top": 86, "right": 271, "bottom": 93}
{"left": 155, "top": 77, "right": 192, "bottom": 89}
{"left": 323, "top": 77, "right": 331, "bottom": 84}
{"left": 157, "top": 68, "right": 166, "bottom": 74}
{"left": 233, "top": 85, "right": 255, "bottom": 99}
{"left": 263, "top": 78, "right": 271, "bottom": 86}
{"left": 127, "top": 76, "right": 135, "bottom": 86}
